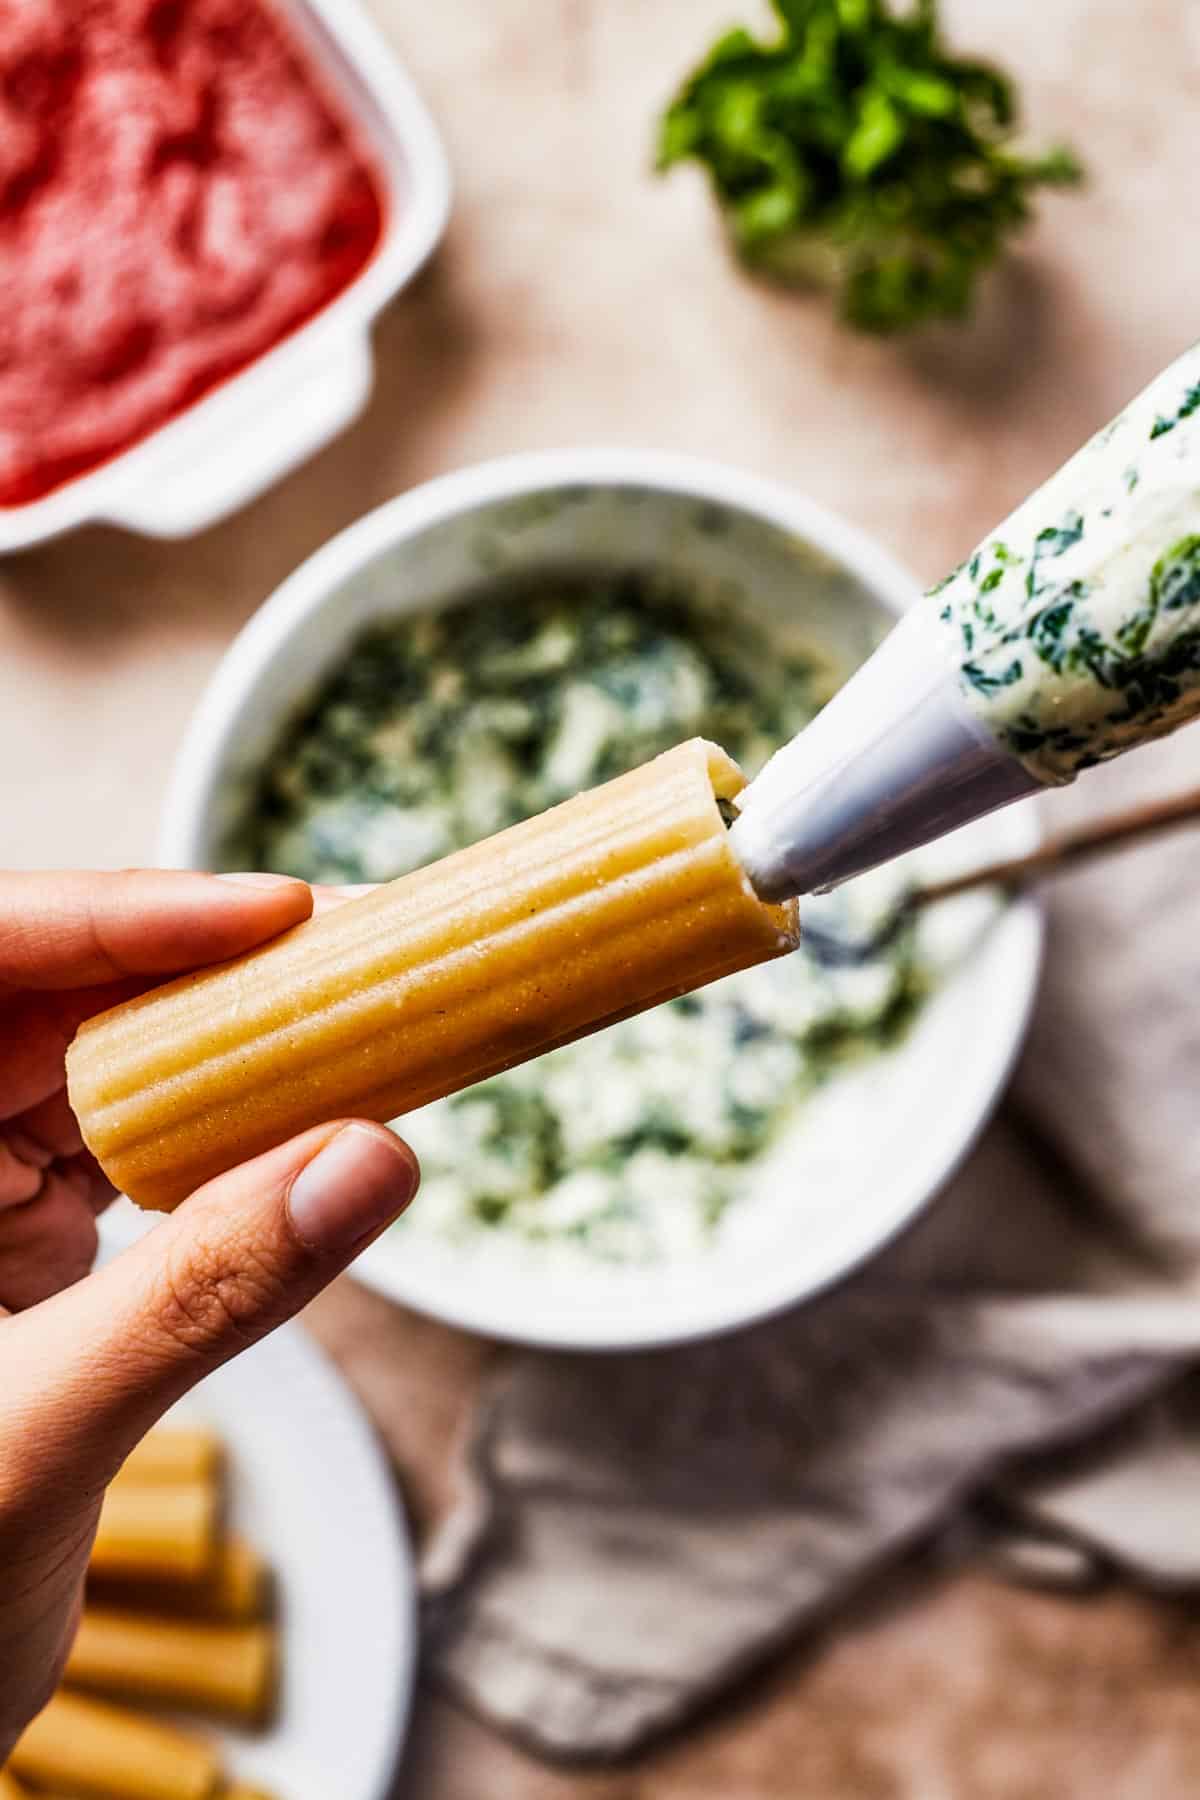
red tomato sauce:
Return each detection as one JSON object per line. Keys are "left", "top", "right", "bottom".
{"left": 0, "top": 0, "right": 386, "bottom": 509}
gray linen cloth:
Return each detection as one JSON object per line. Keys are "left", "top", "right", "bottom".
{"left": 421, "top": 731, "right": 1200, "bottom": 1761}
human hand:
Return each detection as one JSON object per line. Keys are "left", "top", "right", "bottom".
{"left": 0, "top": 871, "right": 419, "bottom": 1754}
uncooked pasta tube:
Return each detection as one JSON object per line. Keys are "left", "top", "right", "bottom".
{"left": 0, "top": 1769, "right": 29, "bottom": 1800}
{"left": 223, "top": 1788, "right": 278, "bottom": 1800}
{"left": 9, "top": 1692, "right": 221, "bottom": 1800}
{"left": 67, "top": 740, "right": 799, "bottom": 1212}
{"left": 90, "top": 1536, "right": 269, "bottom": 1624}
{"left": 195, "top": 1537, "right": 269, "bottom": 1621}
{"left": 115, "top": 1428, "right": 223, "bottom": 1488}
{"left": 65, "top": 1611, "right": 277, "bottom": 1724}
{"left": 91, "top": 1481, "right": 218, "bottom": 1585}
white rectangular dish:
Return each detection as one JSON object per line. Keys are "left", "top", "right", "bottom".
{"left": 0, "top": 0, "right": 450, "bottom": 553}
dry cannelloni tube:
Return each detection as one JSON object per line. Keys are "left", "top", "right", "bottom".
{"left": 0, "top": 1770, "right": 29, "bottom": 1800}
{"left": 115, "top": 1428, "right": 223, "bottom": 1488}
{"left": 192, "top": 1536, "right": 269, "bottom": 1622}
{"left": 68, "top": 740, "right": 798, "bottom": 1212}
{"left": 9, "top": 1691, "right": 221, "bottom": 1800}
{"left": 90, "top": 1535, "right": 269, "bottom": 1624}
{"left": 91, "top": 1481, "right": 219, "bottom": 1585}
{"left": 65, "top": 1610, "right": 277, "bottom": 1723}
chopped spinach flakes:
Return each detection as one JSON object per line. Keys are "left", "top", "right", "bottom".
{"left": 1149, "top": 382, "right": 1200, "bottom": 440}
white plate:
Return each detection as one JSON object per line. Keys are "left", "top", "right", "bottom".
{"left": 159, "top": 449, "right": 1043, "bottom": 1351}
{"left": 98, "top": 1207, "right": 416, "bottom": 1800}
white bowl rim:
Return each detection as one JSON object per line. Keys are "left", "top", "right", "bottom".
{"left": 160, "top": 444, "right": 931, "bottom": 853}
{"left": 160, "top": 448, "right": 1043, "bottom": 1351}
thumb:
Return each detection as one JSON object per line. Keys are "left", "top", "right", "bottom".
{"left": 7, "top": 1122, "right": 418, "bottom": 1487}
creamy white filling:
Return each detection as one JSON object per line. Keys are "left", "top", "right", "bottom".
{"left": 938, "top": 344, "right": 1200, "bottom": 783}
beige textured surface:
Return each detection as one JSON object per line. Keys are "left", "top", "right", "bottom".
{"left": 3, "top": 0, "right": 1200, "bottom": 1792}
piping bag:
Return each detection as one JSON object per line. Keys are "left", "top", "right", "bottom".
{"left": 731, "top": 344, "right": 1200, "bottom": 902}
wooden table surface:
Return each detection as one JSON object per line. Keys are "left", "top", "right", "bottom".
{"left": 5, "top": 1, "right": 1200, "bottom": 1793}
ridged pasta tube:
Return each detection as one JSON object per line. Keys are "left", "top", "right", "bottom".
{"left": 65, "top": 1611, "right": 277, "bottom": 1724}
{"left": 115, "top": 1428, "right": 223, "bottom": 1488}
{"left": 9, "top": 1692, "right": 221, "bottom": 1800}
{"left": 91, "top": 1482, "right": 218, "bottom": 1585}
{"left": 90, "top": 1536, "right": 269, "bottom": 1624}
{"left": 67, "top": 740, "right": 799, "bottom": 1212}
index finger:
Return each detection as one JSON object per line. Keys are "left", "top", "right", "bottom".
{"left": 0, "top": 870, "right": 313, "bottom": 991}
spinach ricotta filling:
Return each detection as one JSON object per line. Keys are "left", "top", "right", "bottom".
{"left": 938, "top": 344, "right": 1200, "bottom": 783}
{"left": 236, "top": 572, "right": 930, "bottom": 1262}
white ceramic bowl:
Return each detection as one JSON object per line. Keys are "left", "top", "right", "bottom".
{"left": 160, "top": 450, "right": 1042, "bottom": 1350}
{"left": 0, "top": 0, "right": 450, "bottom": 552}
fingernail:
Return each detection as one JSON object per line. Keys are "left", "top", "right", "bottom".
{"left": 287, "top": 1125, "right": 419, "bottom": 1252}
{"left": 215, "top": 872, "right": 306, "bottom": 891}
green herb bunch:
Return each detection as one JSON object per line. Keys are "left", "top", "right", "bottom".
{"left": 657, "top": 0, "right": 1082, "bottom": 334}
